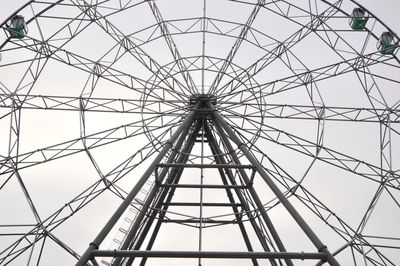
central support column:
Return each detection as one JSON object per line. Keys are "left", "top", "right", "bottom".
{"left": 76, "top": 98, "right": 340, "bottom": 266}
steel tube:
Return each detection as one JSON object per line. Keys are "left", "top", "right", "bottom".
{"left": 91, "top": 250, "right": 327, "bottom": 260}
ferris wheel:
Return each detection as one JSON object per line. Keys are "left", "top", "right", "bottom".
{"left": 0, "top": 0, "right": 399, "bottom": 265}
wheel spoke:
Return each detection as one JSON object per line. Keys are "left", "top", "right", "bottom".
{"left": 208, "top": 0, "right": 264, "bottom": 94}
{"left": 0, "top": 118, "right": 180, "bottom": 264}
{"left": 0, "top": 93, "right": 185, "bottom": 115}
{"left": 221, "top": 110, "right": 400, "bottom": 189}
{"left": 219, "top": 102, "right": 400, "bottom": 124}
{"left": 70, "top": 0, "right": 192, "bottom": 98}
{"left": 236, "top": 143, "right": 398, "bottom": 265}
{"left": 147, "top": 0, "right": 198, "bottom": 94}
{"left": 218, "top": 51, "right": 394, "bottom": 101}
{"left": 0, "top": 109, "right": 184, "bottom": 175}
{"left": 213, "top": 0, "right": 342, "bottom": 97}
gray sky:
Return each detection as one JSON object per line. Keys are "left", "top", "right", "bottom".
{"left": 0, "top": 1, "right": 399, "bottom": 266}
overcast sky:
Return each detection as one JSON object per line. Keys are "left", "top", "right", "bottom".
{"left": 0, "top": 1, "right": 399, "bottom": 266}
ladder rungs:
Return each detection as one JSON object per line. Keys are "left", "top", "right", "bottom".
{"left": 160, "top": 219, "right": 239, "bottom": 224}
{"left": 194, "top": 140, "right": 209, "bottom": 143}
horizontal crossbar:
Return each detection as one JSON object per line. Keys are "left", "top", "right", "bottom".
{"left": 157, "top": 163, "right": 255, "bottom": 169}
{"left": 91, "top": 250, "right": 327, "bottom": 260}
{"left": 162, "top": 202, "right": 241, "bottom": 207}
{"left": 160, "top": 184, "right": 248, "bottom": 189}
{"left": 160, "top": 219, "right": 239, "bottom": 224}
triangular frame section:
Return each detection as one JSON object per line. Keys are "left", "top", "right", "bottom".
{"left": 77, "top": 95, "right": 339, "bottom": 266}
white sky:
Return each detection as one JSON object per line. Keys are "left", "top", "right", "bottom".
{"left": 0, "top": 1, "right": 399, "bottom": 266}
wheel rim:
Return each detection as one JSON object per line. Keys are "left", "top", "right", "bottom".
{"left": 0, "top": 1, "right": 399, "bottom": 265}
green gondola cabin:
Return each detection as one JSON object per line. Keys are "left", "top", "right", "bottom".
{"left": 7, "top": 15, "right": 27, "bottom": 39}
{"left": 349, "top": 8, "right": 368, "bottom": 30}
{"left": 378, "top": 32, "right": 399, "bottom": 55}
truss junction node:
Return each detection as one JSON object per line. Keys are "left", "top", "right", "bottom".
{"left": 0, "top": 1, "right": 399, "bottom": 266}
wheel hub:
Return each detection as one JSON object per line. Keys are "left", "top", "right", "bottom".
{"left": 189, "top": 93, "right": 217, "bottom": 107}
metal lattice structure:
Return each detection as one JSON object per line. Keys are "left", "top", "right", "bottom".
{"left": 0, "top": 0, "right": 399, "bottom": 265}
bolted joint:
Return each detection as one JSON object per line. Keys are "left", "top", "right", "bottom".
{"left": 317, "top": 245, "right": 327, "bottom": 253}
{"left": 89, "top": 242, "right": 99, "bottom": 250}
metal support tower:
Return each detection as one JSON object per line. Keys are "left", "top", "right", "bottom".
{"left": 76, "top": 94, "right": 340, "bottom": 266}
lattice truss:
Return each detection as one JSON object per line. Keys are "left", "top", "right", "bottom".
{"left": 0, "top": 0, "right": 399, "bottom": 265}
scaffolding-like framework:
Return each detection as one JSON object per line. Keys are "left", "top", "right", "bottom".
{"left": 77, "top": 94, "right": 341, "bottom": 265}
{"left": 0, "top": 0, "right": 399, "bottom": 265}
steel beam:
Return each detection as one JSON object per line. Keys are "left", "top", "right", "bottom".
{"left": 91, "top": 250, "right": 327, "bottom": 260}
